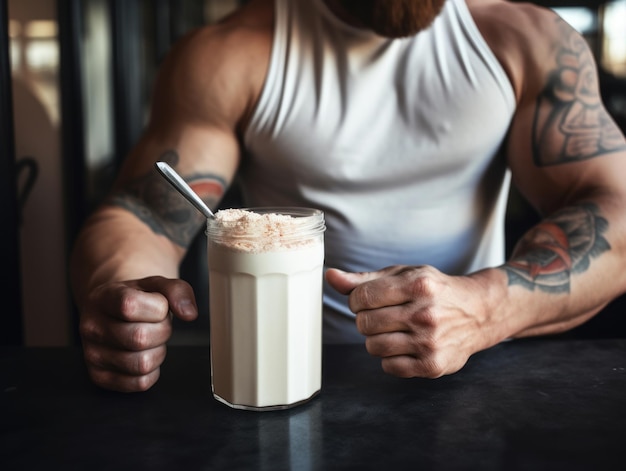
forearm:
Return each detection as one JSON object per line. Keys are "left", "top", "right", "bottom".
{"left": 70, "top": 205, "right": 186, "bottom": 308}
{"left": 481, "top": 196, "right": 626, "bottom": 340}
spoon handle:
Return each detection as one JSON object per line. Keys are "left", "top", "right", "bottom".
{"left": 154, "top": 161, "right": 215, "bottom": 219}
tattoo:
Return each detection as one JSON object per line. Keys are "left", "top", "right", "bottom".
{"left": 503, "top": 203, "right": 610, "bottom": 293}
{"left": 108, "top": 150, "right": 226, "bottom": 248}
{"left": 532, "top": 19, "right": 626, "bottom": 167}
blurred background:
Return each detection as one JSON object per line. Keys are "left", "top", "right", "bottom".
{"left": 1, "top": 0, "right": 625, "bottom": 346}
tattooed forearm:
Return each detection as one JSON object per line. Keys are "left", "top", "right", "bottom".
{"left": 502, "top": 203, "right": 610, "bottom": 293}
{"left": 107, "top": 150, "right": 226, "bottom": 248}
{"left": 532, "top": 18, "right": 626, "bottom": 167}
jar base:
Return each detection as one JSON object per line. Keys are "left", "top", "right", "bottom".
{"left": 212, "top": 389, "right": 321, "bottom": 412}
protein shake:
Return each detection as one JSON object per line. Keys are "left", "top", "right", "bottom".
{"left": 206, "top": 207, "right": 325, "bottom": 410}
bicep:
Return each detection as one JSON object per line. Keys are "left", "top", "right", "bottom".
{"left": 116, "top": 28, "right": 243, "bottom": 192}
{"left": 506, "top": 17, "right": 626, "bottom": 216}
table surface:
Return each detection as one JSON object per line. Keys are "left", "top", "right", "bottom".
{"left": 2, "top": 339, "right": 626, "bottom": 470}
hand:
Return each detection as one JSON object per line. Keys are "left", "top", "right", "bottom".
{"left": 79, "top": 276, "right": 198, "bottom": 392}
{"left": 326, "top": 266, "right": 490, "bottom": 378}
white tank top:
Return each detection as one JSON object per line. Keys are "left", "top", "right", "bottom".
{"left": 242, "top": 0, "right": 516, "bottom": 342}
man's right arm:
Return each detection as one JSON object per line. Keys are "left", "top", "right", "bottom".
{"left": 69, "top": 153, "right": 228, "bottom": 392}
{"left": 69, "top": 3, "right": 273, "bottom": 391}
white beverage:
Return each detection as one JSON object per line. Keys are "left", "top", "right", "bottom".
{"left": 207, "top": 208, "right": 325, "bottom": 410}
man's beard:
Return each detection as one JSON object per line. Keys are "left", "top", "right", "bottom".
{"left": 338, "top": 0, "right": 447, "bottom": 38}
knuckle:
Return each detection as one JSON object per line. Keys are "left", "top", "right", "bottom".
{"left": 380, "top": 360, "right": 396, "bottom": 376}
{"left": 355, "top": 312, "right": 369, "bottom": 334}
{"left": 88, "top": 367, "right": 156, "bottom": 393}
{"left": 135, "top": 370, "right": 159, "bottom": 392}
{"left": 408, "top": 272, "right": 436, "bottom": 298}
{"left": 79, "top": 316, "right": 101, "bottom": 342}
{"left": 86, "top": 366, "right": 112, "bottom": 389}
{"left": 408, "top": 306, "right": 437, "bottom": 330}
{"left": 82, "top": 345, "right": 102, "bottom": 368}
{"left": 381, "top": 359, "right": 412, "bottom": 378}
{"left": 366, "top": 337, "right": 393, "bottom": 358}
{"left": 359, "top": 285, "right": 377, "bottom": 306}
{"left": 350, "top": 284, "right": 377, "bottom": 312}
{"left": 129, "top": 325, "right": 151, "bottom": 351}
{"left": 363, "top": 336, "right": 377, "bottom": 355}
{"left": 412, "top": 331, "right": 440, "bottom": 360}
{"left": 86, "top": 363, "right": 159, "bottom": 393}
{"left": 118, "top": 289, "right": 140, "bottom": 318}
{"left": 134, "top": 351, "right": 158, "bottom": 376}
{"left": 417, "top": 347, "right": 447, "bottom": 378}
{"left": 423, "top": 358, "right": 447, "bottom": 378}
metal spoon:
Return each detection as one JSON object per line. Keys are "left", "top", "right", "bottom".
{"left": 154, "top": 161, "right": 215, "bottom": 219}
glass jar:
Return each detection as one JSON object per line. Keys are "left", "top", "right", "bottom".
{"left": 206, "top": 207, "right": 325, "bottom": 410}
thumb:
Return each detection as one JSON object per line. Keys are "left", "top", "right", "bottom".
{"left": 325, "top": 268, "right": 384, "bottom": 295}
{"left": 135, "top": 276, "right": 199, "bottom": 322}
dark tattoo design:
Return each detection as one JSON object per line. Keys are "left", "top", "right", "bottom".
{"left": 107, "top": 150, "right": 226, "bottom": 248}
{"left": 503, "top": 203, "right": 610, "bottom": 293}
{"left": 532, "top": 19, "right": 626, "bottom": 166}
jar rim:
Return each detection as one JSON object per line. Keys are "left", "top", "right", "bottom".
{"left": 206, "top": 207, "right": 326, "bottom": 241}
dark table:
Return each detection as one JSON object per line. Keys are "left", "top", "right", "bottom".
{"left": 2, "top": 339, "right": 626, "bottom": 470}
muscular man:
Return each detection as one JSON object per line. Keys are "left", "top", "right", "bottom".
{"left": 71, "top": 0, "right": 626, "bottom": 391}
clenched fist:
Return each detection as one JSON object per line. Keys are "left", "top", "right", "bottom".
{"left": 326, "top": 265, "right": 496, "bottom": 378}
{"left": 79, "top": 276, "right": 198, "bottom": 392}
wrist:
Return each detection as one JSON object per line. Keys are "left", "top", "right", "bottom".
{"left": 466, "top": 267, "right": 516, "bottom": 347}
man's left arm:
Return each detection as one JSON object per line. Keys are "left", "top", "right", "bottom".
{"left": 502, "top": 12, "right": 626, "bottom": 337}
{"left": 325, "top": 10, "right": 626, "bottom": 379}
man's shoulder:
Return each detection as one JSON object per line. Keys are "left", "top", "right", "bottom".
{"left": 466, "top": 0, "right": 566, "bottom": 54}
{"left": 466, "top": 0, "right": 577, "bottom": 100}
{"left": 154, "top": 0, "right": 275, "bottom": 128}
{"left": 175, "top": 0, "right": 274, "bottom": 66}
{"left": 468, "top": 0, "right": 561, "bottom": 32}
